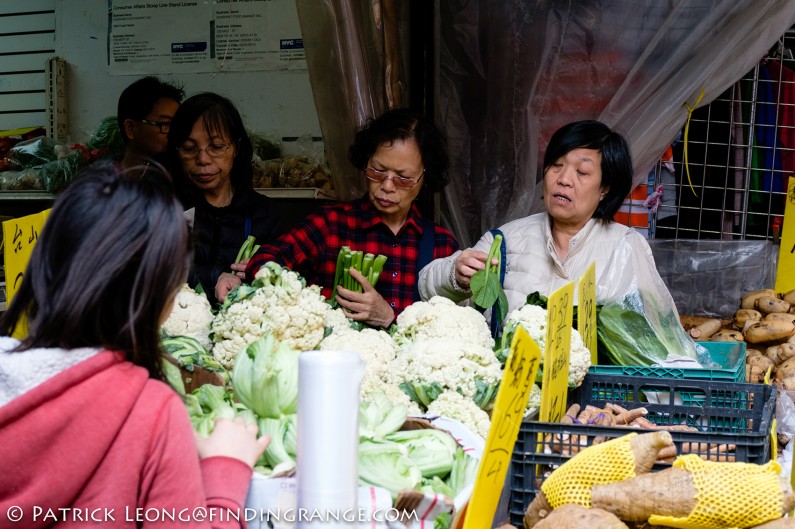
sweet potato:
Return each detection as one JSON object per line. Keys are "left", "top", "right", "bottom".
{"left": 756, "top": 296, "right": 793, "bottom": 314}
{"left": 523, "top": 432, "right": 674, "bottom": 528}
{"left": 734, "top": 309, "right": 763, "bottom": 329}
{"left": 689, "top": 318, "right": 722, "bottom": 339}
{"left": 782, "top": 289, "right": 795, "bottom": 305}
{"left": 711, "top": 329, "right": 745, "bottom": 342}
{"left": 742, "top": 289, "right": 779, "bottom": 309}
{"left": 531, "top": 504, "right": 628, "bottom": 529}
{"left": 745, "top": 320, "right": 795, "bottom": 344}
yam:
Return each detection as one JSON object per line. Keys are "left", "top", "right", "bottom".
{"left": 689, "top": 318, "right": 722, "bottom": 339}
{"left": 764, "top": 312, "right": 795, "bottom": 326}
{"left": 591, "top": 467, "right": 795, "bottom": 522}
{"left": 531, "top": 504, "right": 628, "bottom": 529}
{"left": 756, "top": 296, "right": 792, "bottom": 314}
{"left": 711, "top": 329, "right": 745, "bottom": 342}
{"left": 782, "top": 289, "right": 795, "bottom": 305}
{"left": 734, "top": 309, "right": 763, "bottom": 329}
{"left": 523, "top": 432, "right": 674, "bottom": 528}
{"left": 742, "top": 289, "right": 779, "bottom": 309}
{"left": 745, "top": 320, "right": 795, "bottom": 344}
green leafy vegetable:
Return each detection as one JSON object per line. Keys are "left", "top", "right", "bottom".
{"left": 358, "top": 439, "right": 422, "bottom": 498}
{"left": 385, "top": 429, "right": 458, "bottom": 478}
{"left": 471, "top": 234, "right": 508, "bottom": 328}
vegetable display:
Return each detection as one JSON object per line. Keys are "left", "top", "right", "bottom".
{"left": 161, "top": 283, "right": 215, "bottom": 350}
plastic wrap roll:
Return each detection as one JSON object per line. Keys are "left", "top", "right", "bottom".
{"left": 297, "top": 350, "right": 363, "bottom": 527}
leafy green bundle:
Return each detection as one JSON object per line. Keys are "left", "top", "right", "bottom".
{"left": 470, "top": 234, "right": 508, "bottom": 328}
{"left": 331, "top": 246, "right": 387, "bottom": 302}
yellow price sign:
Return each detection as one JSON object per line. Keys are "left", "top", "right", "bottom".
{"left": 3, "top": 209, "right": 50, "bottom": 303}
{"left": 539, "top": 282, "right": 574, "bottom": 424}
{"left": 459, "top": 326, "right": 541, "bottom": 529}
{"left": 776, "top": 176, "right": 795, "bottom": 293}
{"left": 577, "top": 262, "right": 598, "bottom": 365}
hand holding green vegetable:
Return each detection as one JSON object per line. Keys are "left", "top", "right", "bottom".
{"left": 194, "top": 416, "right": 271, "bottom": 467}
{"left": 452, "top": 248, "right": 498, "bottom": 291}
{"left": 336, "top": 267, "right": 395, "bottom": 328}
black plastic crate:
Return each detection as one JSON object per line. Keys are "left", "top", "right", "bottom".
{"left": 508, "top": 374, "right": 776, "bottom": 526}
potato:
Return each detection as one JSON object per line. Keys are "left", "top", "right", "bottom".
{"left": 756, "top": 296, "right": 792, "bottom": 314}
{"left": 783, "top": 289, "right": 795, "bottom": 305}
{"left": 775, "top": 357, "right": 795, "bottom": 390}
{"left": 710, "top": 329, "right": 745, "bottom": 342}
{"left": 764, "top": 312, "right": 795, "bottom": 325}
{"left": 734, "top": 309, "right": 763, "bottom": 329}
{"left": 771, "top": 344, "right": 795, "bottom": 365}
{"left": 746, "top": 348, "right": 764, "bottom": 358}
{"left": 744, "top": 320, "right": 795, "bottom": 344}
{"left": 741, "top": 289, "right": 778, "bottom": 309}
{"left": 748, "top": 355, "right": 775, "bottom": 379}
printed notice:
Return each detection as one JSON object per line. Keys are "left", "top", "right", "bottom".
{"left": 108, "top": 0, "right": 307, "bottom": 74}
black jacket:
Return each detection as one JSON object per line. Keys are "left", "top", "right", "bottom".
{"left": 182, "top": 186, "right": 280, "bottom": 305}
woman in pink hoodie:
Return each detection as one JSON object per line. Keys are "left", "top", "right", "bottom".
{"left": 0, "top": 164, "right": 269, "bottom": 528}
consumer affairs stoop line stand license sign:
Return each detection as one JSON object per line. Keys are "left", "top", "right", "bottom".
{"left": 456, "top": 326, "right": 541, "bottom": 529}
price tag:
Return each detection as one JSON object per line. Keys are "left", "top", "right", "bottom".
{"left": 2, "top": 209, "right": 50, "bottom": 303}
{"left": 775, "top": 176, "right": 795, "bottom": 293}
{"left": 460, "top": 326, "right": 541, "bottom": 529}
{"left": 539, "top": 282, "right": 574, "bottom": 424}
{"left": 577, "top": 262, "right": 598, "bottom": 365}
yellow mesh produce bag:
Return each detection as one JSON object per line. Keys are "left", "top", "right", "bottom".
{"left": 649, "top": 454, "right": 783, "bottom": 529}
{"left": 540, "top": 433, "right": 637, "bottom": 508}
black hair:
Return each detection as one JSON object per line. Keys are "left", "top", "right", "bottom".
{"left": 543, "top": 120, "right": 633, "bottom": 222}
{"left": 117, "top": 76, "right": 185, "bottom": 143}
{"left": 166, "top": 92, "right": 255, "bottom": 193}
{"left": 0, "top": 164, "right": 192, "bottom": 381}
{"left": 348, "top": 108, "right": 450, "bottom": 192}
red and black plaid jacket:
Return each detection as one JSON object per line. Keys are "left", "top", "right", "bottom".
{"left": 246, "top": 197, "right": 459, "bottom": 315}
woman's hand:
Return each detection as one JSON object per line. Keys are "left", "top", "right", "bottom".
{"left": 453, "top": 249, "right": 497, "bottom": 289}
{"left": 231, "top": 258, "right": 249, "bottom": 279}
{"left": 215, "top": 272, "right": 242, "bottom": 302}
{"left": 194, "top": 416, "right": 270, "bottom": 467}
{"left": 335, "top": 267, "right": 395, "bottom": 328}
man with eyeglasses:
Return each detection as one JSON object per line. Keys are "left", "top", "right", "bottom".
{"left": 117, "top": 76, "right": 184, "bottom": 170}
{"left": 216, "top": 108, "right": 459, "bottom": 328}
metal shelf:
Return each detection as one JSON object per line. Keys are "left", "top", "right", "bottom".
{"left": 0, "top": 191, "right": 54, "bottom": 201}
{"left": 255, "top": 187, "right": 336, "bottom": 200}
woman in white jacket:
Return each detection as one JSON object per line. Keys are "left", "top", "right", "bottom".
{"left": 418, "top": 120, "right": 673, "bottom": 314}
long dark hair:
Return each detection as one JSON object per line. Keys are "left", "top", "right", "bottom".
{"left": 543, "top": 120, "right": 633, "bottom": 222}
{"left": 0, "top": 164, "right": 192, "bottom": 380}
{"left": 167, "top": 92, "right": 254, "bottom": 194}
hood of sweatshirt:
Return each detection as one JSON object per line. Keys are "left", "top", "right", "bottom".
{"left": 0, "top": 339, "right": 149, "bottom": 526}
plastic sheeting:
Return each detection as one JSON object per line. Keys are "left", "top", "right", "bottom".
{"left": 649, "top": 239, "right": 779, "bottom": 318}
{"left": 439, "top": 0, "right": 795, "bottom": 245}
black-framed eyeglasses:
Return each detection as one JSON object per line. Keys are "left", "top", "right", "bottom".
{"left": 176, "top": 143, "right": 233, "bottom": 160}
{"left": 365, "top": 167, "right": 424, "bottom": 189}
{"left": 139, "top": 119, "right": 171, "bottom": 134}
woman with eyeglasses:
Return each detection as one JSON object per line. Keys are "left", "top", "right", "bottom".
{"left": 165, "top": 92, "right": 280, "bottom": 305}
{"left": 215, "top": 108, "right": 459, "bottom": 328}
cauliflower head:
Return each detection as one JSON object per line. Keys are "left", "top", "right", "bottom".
{"left": 320, "top": 326, "right": 397, "bottom": 381}
{"left": 211, "top": 264, "right": 334, "bottom": 369}
{"left": 392, "top": 296, "right": 494, "bottom": 350}
{"left": 505, "top": 304, "right": 591, "bottom": 387}
{"left": 161, "top": 283, "right": 214, "bottom": 350}
{"left": 386, "top": 337, "right": 502, "bottom": 409}
{"left": 426, "top": 390, "right": 491, "bottom": 440}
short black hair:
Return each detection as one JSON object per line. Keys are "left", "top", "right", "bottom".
{"left": 543, "top": 120, "right": 633, "bottom": 222}
{"left": 0, "top": 163, "right": 192, "bottom": 381}
{"left": 117, "top": 76, "right": 185, "bottom": 143}
{"left": 166, "top": 92, "right": 254, "bottom": 193}
{"left": 348, "top": 108, "right": 450, "bottom": 192}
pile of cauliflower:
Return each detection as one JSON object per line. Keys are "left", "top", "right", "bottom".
{"left": 211, "top": 262, "right": 345, "bottom": 369}
{"left": 161, "top": 284, "right": 215, "bottom": 350}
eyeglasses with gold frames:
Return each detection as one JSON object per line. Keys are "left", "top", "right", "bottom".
{"left": 364, "top": 167, "right": 424, "bottom": 189}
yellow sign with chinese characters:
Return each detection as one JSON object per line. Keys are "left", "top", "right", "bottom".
{"left": 577, "top": 262, "right": 598, "bottom": 365}
{"left": 3, "top": 209, "right": 50, "bottom": 303}
{"left": 539, "top": 281, "right": 574, "bottom": 424}
{"left": 459, "top": 326, "right": 541, "bottom": 529}
{"left": 776, "top": 176, "right": 795, "bottom": 293}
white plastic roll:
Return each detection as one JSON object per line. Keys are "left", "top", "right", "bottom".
{"left": 297, "top": 350, "right": 363, "bottom": 528}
